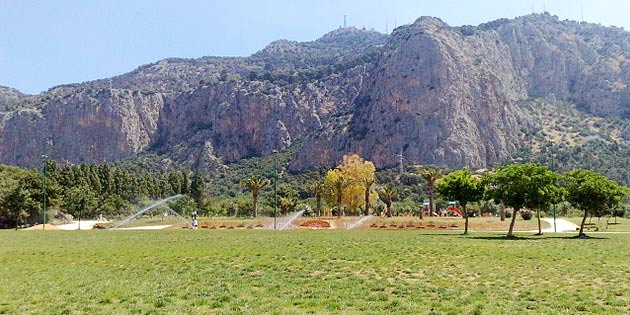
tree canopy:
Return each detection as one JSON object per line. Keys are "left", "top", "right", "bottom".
{"left": 563, "top": 169, "right": 629, "bottom": 237}
{"left": 436, "top": 169, "right": 484, "bottom": 234}
{"left": 323, "top": 155, "right": 378, "bottom": 216}
{"left": 484, "top": 163, "right": 558, "bottom": 237}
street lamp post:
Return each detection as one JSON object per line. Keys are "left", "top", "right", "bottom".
{"left": 272, "top": 150, "right": 279, "bottom": 230}
{"left": 549, "top": 142, "right": 557, "bottom": 233}
{"left": 41, "top": 154, "right": 48, "bottom": 231}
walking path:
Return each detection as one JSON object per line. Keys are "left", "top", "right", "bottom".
{"left": 56, "top": 220, "right": 101, "bottom": 230}
{"left": 113, "top": 225, "right": 172, "bottom": 230}
{"left": 541, "top": 218, "right": 579, "bottom": 233}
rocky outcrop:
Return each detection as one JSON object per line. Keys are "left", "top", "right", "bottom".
{"left": 0, "top": 86, "right": 28, "bottom": 111}
{"left": 151, "top": 64, "right": 370, "bottom": 171}
{"left": 1, "top": 14, "right": 629, "bottom": 171}
{"left": 293, "top": 14, "right": 630, "bottom": 170}
{"left": 0, "top": 88, "right": 168, "bottom": 166}
{"left": 293, "top": 17, "right": 527, "bottom": 170}
{"left": 492, "top": 14, "right": 630, "bottom": 118}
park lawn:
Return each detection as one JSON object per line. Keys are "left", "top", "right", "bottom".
{"left": 565, "top": 217, "right": 630, "bottom": 232}
{"left": 366, "top": 216, "right": 549, "bottom": 231}
{"left": 1, "top": 230, "right": 629, "bottom": 315}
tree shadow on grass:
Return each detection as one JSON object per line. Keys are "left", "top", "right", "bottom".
{"left": 467, "top": 234, "right": 609, "bottom": 241}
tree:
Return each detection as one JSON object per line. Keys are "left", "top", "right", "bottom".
{"left": 436, "top": 169, "right": 485, "bottom": 234}
{"left": 361, "top": 178, "right": 375, "bottom": 216}
{"left": 190, "top": 171, "right": 205, "bottom": 208}
{"left": 168, "top": 195, "right": 197, "bottom": 216}
{"left": 168, "top": 171, "right": 183, "bottom": 194}
{"left": 308, "top": 181, "right": 327, "bottom": 216}
{"left": 279, "top": 197, "right": 295, "bottom": 216}
{"left": 325, "top": 171, "right": 352, "bottom": 218}
{"left": 378, "top": 184, "right": 398, "bottom": 217}
{"left": 323, "top": 155, "right": 378, "bottom": 216}
{"left": 63, "top": 185, "right": 96, "bottom": 230}
{"left": 484, "top": 163, "right": 558, "bottom": 238}
{"left": 3, "top": 184, "right": 37, "bottom": 229}
{"left": 240, "top": 175, "right": 269, "bottom": 217}
{"left": 420, "top": 168, "right": 442, "bottom": 218}
{"left": 563, "top": 169, "right": 629, "bottom": 238}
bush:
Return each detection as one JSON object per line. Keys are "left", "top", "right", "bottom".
{"left": 520, "top": 210, "right": 533, "bottom": 220}
{"left": 505, "top": 211, "right": 512, "bottom": 218}
{"left": 295, "top": 204, "right": 313, "bottom": 217}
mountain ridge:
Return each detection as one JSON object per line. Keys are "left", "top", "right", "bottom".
{"left": 1, "top": 13, "right": 629, "bottom": 178}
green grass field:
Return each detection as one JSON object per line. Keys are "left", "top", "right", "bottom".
{"left": 1, "top": 230, "right": 629, "bottom": 315}
{"left": 566, "top": 217, "right": 630, "bottom": 232}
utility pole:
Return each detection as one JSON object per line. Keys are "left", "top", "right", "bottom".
{"left": 41, "top": 154, "right": 48, "bottom": 231}
{"left": 550, "top": 143, "right": 557, "bottom": 232}
{"left": 272, "top": 150, "right": 279, "bottom": 230}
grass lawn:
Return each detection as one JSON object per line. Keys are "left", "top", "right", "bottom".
{"left": 1, "top": 230, "right": 629, "bottom": 314}
{"left": 565, "top": 217, "right": 630, "bottom": 232}
{"left": 363, "top": 216, "right": 549, "bottom": 231}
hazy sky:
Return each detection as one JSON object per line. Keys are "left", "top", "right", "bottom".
{"left": 1, "top": 0, "right": 629, "bottom": 94}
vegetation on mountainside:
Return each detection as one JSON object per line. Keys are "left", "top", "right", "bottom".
{"left": 513, "top": 99, "right": 630, "bottom": 185}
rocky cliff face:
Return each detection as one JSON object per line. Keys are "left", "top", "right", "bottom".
{"left": 0, "top": 88, "right": 168, "bottom": 166}
{"left": 294, "top": 17, "right": 527, "bottom": 169}
{"left": 1, "top": 14, "right": 629, "bottom": 171}
{"left": 294, "top": 14, "right": 630, "bottom": 170}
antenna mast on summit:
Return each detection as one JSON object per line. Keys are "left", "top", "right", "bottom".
{"left": 344, "top": 15, "right": 347, "bottom": 28}
{"left": 531, "top": 0, "right": 535, "bottom": 13}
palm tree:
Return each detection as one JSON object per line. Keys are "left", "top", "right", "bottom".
{"left": 378, "top": 184, "right": 398, "bottom": 217}
{"left": 308, "top": 181, "right": 327, "bottom": 216}
{"left": 279, "top": 197, "right": 295, "bottom": 216}
{"left": 240, "top": 175, "right": 269, "bottom": 217}
{"left": 420, "top": 168, "right": 442, "bottom": 218}
{"left": 332, "top": 177, "right": 352, "bottom": 218}
{"left": 362, "top": 178, "right": 375, "bottom": 216}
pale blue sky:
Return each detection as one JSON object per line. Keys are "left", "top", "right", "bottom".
{"left": 1, "top": 0, "right": 629, "bottom": 94}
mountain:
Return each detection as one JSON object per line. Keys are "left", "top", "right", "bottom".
{"left": 0, "top": 86, "right": 28, "bottom": 111}
{"left": 1, "top": 13, "right": 629, "bottom": 181}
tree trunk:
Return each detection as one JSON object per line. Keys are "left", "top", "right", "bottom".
{"left": 386, "top": 202, "right": 392, "bottom": 217}
{"left": 499, "top": 200, "right": 506, "bottom": 221}
{"left": 428, "top": 184, "right": 434, "bottom": 217}
{"left": 316, "top": 195, "right": 321, "bottom": 217}
{"left": 536, "top": 208, "right": 542, "bottom": 235}
{"left": 364, "top": 189, "right": 370, "bottom": 216}
{"left": 578, "top": 209, "right": 589, "bottom": 237}
{"left": 463, "top": 204, "right": 469, "bottom": 235}
{"left": 253, "top": 193, "right": 258, "bottom": 218}
{"left": 337, "top": 192, "right": 342, "bottom": 219}
{"left": 507, "top": 207, "right": 519, "bottom": 237}
{"left": 418, "top": 205, "right": 423, "bottom": 220}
